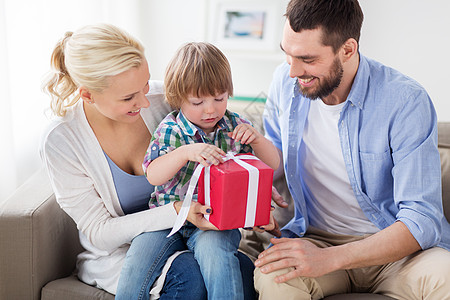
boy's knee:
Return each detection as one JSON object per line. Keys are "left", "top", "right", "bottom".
{"left": 194, "top": 230, "right": 241, "bottom": 252}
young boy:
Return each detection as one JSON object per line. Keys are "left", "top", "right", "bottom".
{"left": 143, "top": 42, "right": 279, "bottom": 299}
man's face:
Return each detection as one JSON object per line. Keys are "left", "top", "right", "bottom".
{"left": 281, "top": 21, "right": 343, "bottom": 100}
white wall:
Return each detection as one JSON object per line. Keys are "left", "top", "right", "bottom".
{"left": 1, "top": 0, "right": 147, "bottom": 201}
{"left": 138, "top": 0, "right": 288, "bottom": 98}
{"left": 142, "top": 0, "right": 450, "bottom": 121}
{"left": 359, "top": 0, "right": 450, "bottom": 121}
{"left": 2, "top": 0, "right": 449, "bottom": 201}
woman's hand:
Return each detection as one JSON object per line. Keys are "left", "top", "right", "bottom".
{"left": 183, "top": 144, "right": 226, "bottom": 167}
{"left": 173, "top": 201, "right": 218, "bottom": 231}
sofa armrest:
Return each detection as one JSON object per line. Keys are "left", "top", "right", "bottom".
{"left": 0, "top": 167, "right": 83, "bottom": 300}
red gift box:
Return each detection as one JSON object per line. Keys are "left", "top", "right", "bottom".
{"left": 197, "top": 154, "right": 274, "bottom": 230}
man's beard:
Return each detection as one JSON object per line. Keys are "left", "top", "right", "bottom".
{"left": 298, "top": 56, "right": 344, "bottom": 100}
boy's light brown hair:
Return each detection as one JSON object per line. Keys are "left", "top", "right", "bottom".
{"left": 164, "top": 42, "right": 233, "bottom": 109}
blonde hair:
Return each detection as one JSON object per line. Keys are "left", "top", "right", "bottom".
{"left": 42, "top": 23, "right": 145, "bottom": 116}
{"left": 164, "top": 42, "right": 233, "bottom": 109}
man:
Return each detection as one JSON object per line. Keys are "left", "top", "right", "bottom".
{"left": 255, "top": 0, "right": 450, "bottom": 299}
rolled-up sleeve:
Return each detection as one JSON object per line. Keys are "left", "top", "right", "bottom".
{"left": 390, "top": 89, "right": 442, "bottom": 249}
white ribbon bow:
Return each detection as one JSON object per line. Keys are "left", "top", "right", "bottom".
{"left": 167, "top": 152, "right": 260, "bottom": 237}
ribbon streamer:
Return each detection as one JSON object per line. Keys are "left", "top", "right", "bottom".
{"left": 167, "top": 152, "right": 259, "bottom": 237}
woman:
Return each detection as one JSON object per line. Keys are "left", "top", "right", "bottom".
{"left": 41, "top": 23, "right": 256, "bottom": 299}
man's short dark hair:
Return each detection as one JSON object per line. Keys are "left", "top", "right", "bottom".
{"left": 285, "top": 0, "right": 364, "bottom": 53}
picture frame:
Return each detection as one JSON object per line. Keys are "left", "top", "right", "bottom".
{"left": 208, "top": 0, "right": 283, "bottom": 52}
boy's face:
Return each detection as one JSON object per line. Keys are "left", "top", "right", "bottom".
{"left": 181, "top": 91, "right": 228, "bottom": 134}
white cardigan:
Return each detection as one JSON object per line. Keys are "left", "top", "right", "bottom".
{"left": 40, "top": 81, "right": 177, "bottom": 294}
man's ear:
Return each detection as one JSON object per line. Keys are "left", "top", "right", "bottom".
{"left": 79, "top": 86, "right": 94, "bottom": 104}
{"left": 341, "top": 38, "right": 358, "bottom": 62}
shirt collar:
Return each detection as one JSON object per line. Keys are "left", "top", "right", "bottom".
{"left": 346, "top": 53, "right": 369, "bottom": 110}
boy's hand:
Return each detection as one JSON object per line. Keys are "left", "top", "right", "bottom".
{"left": 228, "top": 123, "right": 262, "bottom": 145}
{"left": 183, "top": 144, "right": 226, "bottom": 167}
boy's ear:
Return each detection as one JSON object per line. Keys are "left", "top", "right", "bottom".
{"left": 79, "top": 86, "right": 94, "bottom": 104}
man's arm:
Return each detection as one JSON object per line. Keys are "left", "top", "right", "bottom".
{"left": 255, "top": 221, "right": 420, "bottom": 283}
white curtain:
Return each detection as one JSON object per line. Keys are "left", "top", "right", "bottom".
{"left": 0, "top": 0, "right": 144, "bottom": 202}
{"left": 0, "top": 0, "right": 18, "bottom": 200}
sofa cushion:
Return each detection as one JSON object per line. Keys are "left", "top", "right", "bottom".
{"left": 324, "top": 293, "right": 395, "bottom": 299}
{"left": 41, "top": 276, "right": 114, "bottom": 300}
{"left": 438, "top": 122, "right": 450, "bottom": 221}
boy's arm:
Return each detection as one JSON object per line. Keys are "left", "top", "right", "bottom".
{"left": 250, "top": 136, "right": 280, "bottom": 170}
{"left": 146, "top": 143, "right": 226, "bottom": 186}
{"left": 146, "top": 146, "right": 189, "bottom": 186}
{"left": 229, "top": 123, "right": 280, "bottom": 170}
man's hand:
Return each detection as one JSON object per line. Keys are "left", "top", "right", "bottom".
{"left": 246, "top": 206, "right": 282, "bottom": 237}
{"left": 255, "top": 222, "right": 422, "bottom": 284}
{"left": 272, "top": 186, "right": 288, "bottom": 208}
{"left": 265, "top": 214, "right": 281, "bottom": 237}
{"left": 254, "top": 237, "right": 338, "bottom": 283}
{"left": 250, "top": 186, "right": 287, "bottom": 237}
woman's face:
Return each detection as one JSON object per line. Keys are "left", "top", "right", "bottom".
{"left": 86, "top": 59, "right": 151, "bottom": 123}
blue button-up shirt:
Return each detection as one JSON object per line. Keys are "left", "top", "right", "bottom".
{"left": 263, "top": 54, "right": 450, "bottom": 250}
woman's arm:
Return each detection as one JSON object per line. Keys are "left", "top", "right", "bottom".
{"left": 41, "top": 130, "right": 179, "bottom": 252}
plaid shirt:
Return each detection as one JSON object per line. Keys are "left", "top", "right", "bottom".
{"left": 143, "top": 109, "right": 253, "bottom": 208}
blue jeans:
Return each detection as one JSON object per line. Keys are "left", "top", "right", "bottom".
{"left": 115, "top": 229, "right": 204, "bottom": 300}
{"left": 181, "top": 224, "right": 244, "bottom": 300}
{"left": 115, "top": 229, "right": 256, "bottom": 300}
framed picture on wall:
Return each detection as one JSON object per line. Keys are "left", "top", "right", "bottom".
{"left": 208, "top": 0, "right": 284, "bottom": 52}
